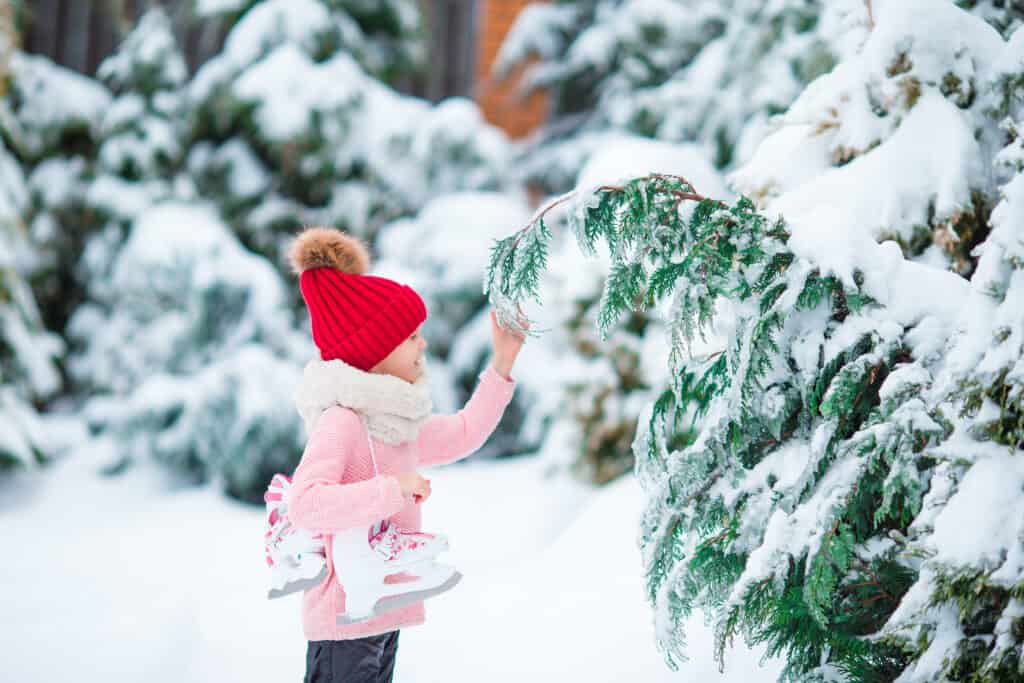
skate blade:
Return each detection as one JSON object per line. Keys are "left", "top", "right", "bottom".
{"left": 267, "top": 565, "right": 328, "bottom": 600}
{"left": 336, "top": 571, "right": 463, "bottom": 626}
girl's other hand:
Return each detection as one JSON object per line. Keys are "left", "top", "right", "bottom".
{"left": 397, "top": 472, "right": 431, "bottom": 502}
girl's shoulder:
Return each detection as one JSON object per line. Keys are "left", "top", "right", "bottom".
{"left": 312, "top": 405, "right": 363, "bottom": 438}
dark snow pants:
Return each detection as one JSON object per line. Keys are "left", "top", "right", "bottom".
{"left": 304, "top": 631, "right": 400, "bottom": 683}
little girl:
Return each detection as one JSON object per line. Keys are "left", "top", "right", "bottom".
{"left": 285, "top": 227, "right": 525, "bottom": 683}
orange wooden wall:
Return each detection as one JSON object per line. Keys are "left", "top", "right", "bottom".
{"left": 474, "top": 0, "right": 549, "bottom": 139}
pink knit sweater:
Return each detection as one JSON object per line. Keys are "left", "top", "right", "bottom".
{"left": 289, "top": 366, "right": 516, "bottom": 640}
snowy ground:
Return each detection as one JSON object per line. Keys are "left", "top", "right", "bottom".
{"left": 3, "top": 448, "right": 781, "bottom": 682}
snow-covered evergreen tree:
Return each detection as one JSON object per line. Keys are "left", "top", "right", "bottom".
{"left": 732, "top": 0, "right": 1007, "bottom": 277}
{"left": 187, "top": 0, "right": 508, "bottom": 274}
{"left": 0, "top": 139, "right": 63, "bottom": 472}
{"left": 494, "top": 0, "right": 862, "bottom": 191}
{"left": 484, "top": 2, "right": 1024, "bottom": 679}
{"left": 488, "top": 171, "right": 966, "bottom": 679}
{"left": 73, "top": 8, "right": 192, "bottom": 310}
{"left": 96, "top": 8, "right": 187, "bottom": 185}
{"left": 0, "top": 11, "right": 87, "bottom": 474}
{"left": 67, "top": 202, "right": 311, "bottom": 501}
{"left": 194, "top": 0, "right": 424, "bottom": 83}
{"left": 3, "top": 51, "right": 111, "bottom": 331}
{"left": 876, "top": 33, "right": 1024, "bottom": 682}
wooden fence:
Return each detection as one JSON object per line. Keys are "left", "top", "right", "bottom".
{"left": 19, "top": 0, "right": 481, "bottom": 101}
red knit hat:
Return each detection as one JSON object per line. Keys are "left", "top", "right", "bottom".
{"left": 288, "top": 227, "right": 427, "bottom": 371}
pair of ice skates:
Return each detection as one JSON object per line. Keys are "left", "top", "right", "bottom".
{"left": 264, "top": 473, "right": 461, "bottom": 624}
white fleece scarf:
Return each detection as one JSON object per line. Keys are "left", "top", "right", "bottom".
{"left": 294, "top": 357, "right": 433, "bottom": 445}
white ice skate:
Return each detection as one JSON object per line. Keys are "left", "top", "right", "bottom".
{"left": 264, "top": 473, "right": 328, "bottom": 599}
{"left": 333, "top": 520, "right": 462, "bottom": 625}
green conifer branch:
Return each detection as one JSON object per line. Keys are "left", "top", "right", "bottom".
{"left": 484, "top": 173, "right": 955, "bottom": 680}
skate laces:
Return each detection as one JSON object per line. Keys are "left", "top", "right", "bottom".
{"left": 369, "top": 520, "right": 435, "bottom": 562}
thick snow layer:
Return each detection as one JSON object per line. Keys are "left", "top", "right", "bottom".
{"left": 945, "top": 140, "right": 1024, "bottom": 387}
{"left": 233, "top": 45, "right": 364, "bottom": 141}
{"left": 113, "top": 202, "right": 284, "bottom": 309}
{"left": 195, "top": 0, "right": 248, "bottom": 16}
{"left": 568, "top": 135, "right": 731, "bottom": 252}
{"left": 66, "top": 201, "right": 299, "bottom": 395}
{"left": 768, "top": 93, "right": 984, "bottom": 250}
{"left": 97, "top": 8, "right": 186, "bottom": 89}
{"left": 8, "top": 52, "right": 111, "bottom": 155}
{"left": 2, "top": 451, "right": 781, "bottom": 682}
{"left": 575, "top": 134, "right": 729, "bottom": 201}
{"left": 930, "top": 449, "right": 1024, "bottom": 581}
{"left": 217, "top": 0, "right": 330, "bottom": 73}
{"left": 493, "top": 3, "right": 578, "bottom": 76}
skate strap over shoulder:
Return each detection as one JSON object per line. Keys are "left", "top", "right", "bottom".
{"left": 357, "top": 414, "right": 379, "bottom": 477}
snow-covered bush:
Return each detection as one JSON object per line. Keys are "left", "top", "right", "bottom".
{"left": 732, "top": 0, "right": 1010, "bottom": 277}
{"left": 958, "top": 0, "right": 1024, "bottom": 37}
{"left": 96, "top": 8, "right": 187, "bottom": 184}
{"left": 0, "top": 28, "right": 93, "bottom": 473}
{"left": 194, "top": 0, "right": 424, "bottom": 83}
{"left": 67, "top": 202, "right": 312, "bottom": 501}
{"left": 494, "top": 0, "right": 861, "bottom": 190}
{"left": 2, "top": 51, "right": 110, "bottom": 163}
{"left": 484, "top": 3, "right": 1024, "bottom": 679}
{"left": 67, "top": 8, "right": 197, "bottom": 319}
{"left": 187, "top": 0, "right": 509, "bottom": 276}
{"left": 12, "top": 10, "right": 195, "bottom": 344}
{"left": 1, "top": 51, "right": 112, "bottom": 331}
{"left": 488, "top": 176, "right": 963, "bottom": 681}
{"left": 0, "top": 139, "right": 64, "bottom": 472}
{"left": 876, "top": 50, "right": 1024, "bottom": 683}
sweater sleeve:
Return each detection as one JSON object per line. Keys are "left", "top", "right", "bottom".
{"left": 416, "top": 365, "right": 516, "bottom": 468}
{"left": 289, "top": 406, "right": 406, "bottom": 534}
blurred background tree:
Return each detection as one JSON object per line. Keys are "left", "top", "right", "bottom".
{"left": 1, "top": 0, "right": 524, "bottom": 501}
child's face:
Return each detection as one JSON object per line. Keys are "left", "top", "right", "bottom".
{"left": 369, "top": 326, "right": 428, "bottom": 384}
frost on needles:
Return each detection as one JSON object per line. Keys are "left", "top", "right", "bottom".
{"left": 484, "top": 169, "right": 1021, "bottom": 681}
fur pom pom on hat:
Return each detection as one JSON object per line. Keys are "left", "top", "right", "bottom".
{"left": 288, "top": 226, "right": 370, "bottom": 275}
{"left": 288, "top": 226, "right": 427, "bottom": 372}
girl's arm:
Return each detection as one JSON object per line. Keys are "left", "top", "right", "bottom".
{"left": 289, "top": 405, "right": 406, "bottom": 534}
{"left": 416, "top": 365, "right": 515, "bottom": 468}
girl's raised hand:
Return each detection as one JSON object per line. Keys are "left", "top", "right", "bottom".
{"left": 490, "top": 308, "right": 528, "bottom": 380}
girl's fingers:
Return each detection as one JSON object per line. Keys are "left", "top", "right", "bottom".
{"left": 490, "top": 306, "right": 528, "bottom": 340}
